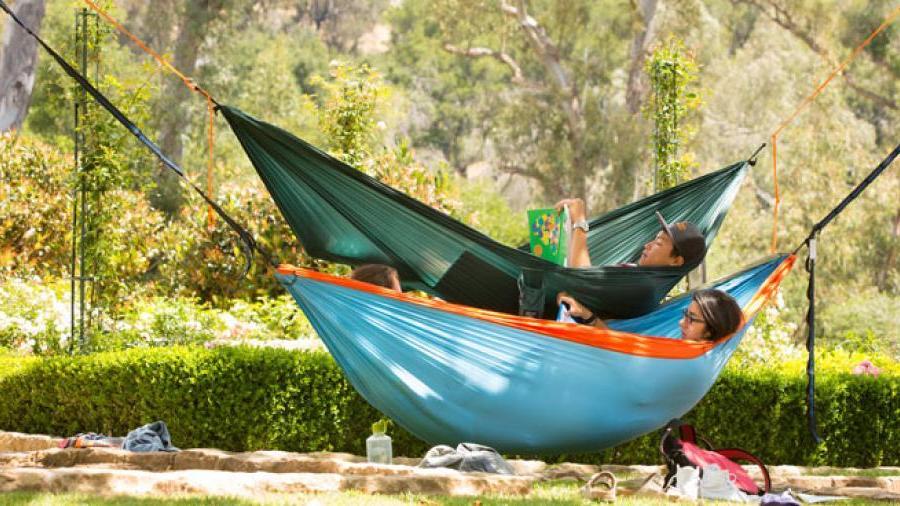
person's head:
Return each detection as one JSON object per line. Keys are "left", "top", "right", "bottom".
{"left": 680, "top": 289, "right": 743, "bottom": 341}
{"left": 350, "top": 264, "right": 402, "bottom": 292}
{"left": 637, "top": 212, "right": 707, "bottom": 268}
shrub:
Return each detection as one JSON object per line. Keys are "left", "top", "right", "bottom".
{"left": 0, "top": 278, "right": 314, "bottom": 356}
{"left": 0, "top": 277, "right": 70, "bottom": 355}
{"left": 0, "top": 346, "right": 896, "bottom": 467}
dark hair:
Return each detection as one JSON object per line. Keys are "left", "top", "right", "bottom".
{"left": 692, "top": 289, "right": 743, "bottom": 341}
{"left": 350, "top": 264, "right": 400, "bottom": 291}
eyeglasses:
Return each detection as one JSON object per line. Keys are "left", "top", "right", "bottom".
{"left": 682, "top": 308, "right": 705, "bottom": 325}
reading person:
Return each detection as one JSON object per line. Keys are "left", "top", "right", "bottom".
{"left": 553, "top": 197, "right": 707, "bottom": 326}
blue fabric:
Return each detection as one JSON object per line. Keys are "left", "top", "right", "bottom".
{"left": 276, "top": 255, "right": 787, "bottom": 454}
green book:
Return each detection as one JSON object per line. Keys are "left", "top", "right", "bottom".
{"left": 527, "top": 207, "right": 570, "bottom": 266}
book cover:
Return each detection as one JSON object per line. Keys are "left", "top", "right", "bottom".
{"left": 527, "top": 207, "right": 570, "bottom": 266}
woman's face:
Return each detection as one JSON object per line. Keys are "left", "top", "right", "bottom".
{"left": 680, "top": 301, "right": 712, "bottom": 341}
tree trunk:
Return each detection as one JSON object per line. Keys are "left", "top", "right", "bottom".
{"left": 152, "top": 1, "right": 224, "bottom": 214}
{"left": 626, "top": 0, "right": 659, "bottom": 115}
{"left": 0, "top": 0, "right": 47, "bottom": 132}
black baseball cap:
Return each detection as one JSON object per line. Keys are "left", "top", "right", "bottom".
{"left": 655, "top": 211, "right": 707, "bottom": 267}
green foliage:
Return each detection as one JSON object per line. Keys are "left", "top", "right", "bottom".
{"left": 0, "top": 346, "right": 896, "bottom": 466}
{"left": 25, "top": 0, "right": 158, "bottom": 185}
{"left": 312, "top": 62, "right": 464, "bottom": 217}
{"left": 456, "top": 177, "right": 529, "bottom": 246}
{"left": 0, "top": 133, "right": 73, "bottom": 274}
{"left": 0, "top": 276, "right": 313, "bottom": 356}
{"left": 644, "top": 37, "right": 702, "bottom": 191}
{"left": 0, "top": 133, "right": 171, "bottom": 302}
{"left": 817, "top": 287, "right": 899, "bottom": 354}
{"left": 0, "top": 278, "right": 70, "bottom": 356}
{"left": 396, "top": 0, "right": 643, "bottom": 205}
{"left": 313, "top": 63, "right": 386, "bottom": 167}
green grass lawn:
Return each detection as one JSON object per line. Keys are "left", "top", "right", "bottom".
{"left": 0, "top": 480, "right": 893, "bottom": 505}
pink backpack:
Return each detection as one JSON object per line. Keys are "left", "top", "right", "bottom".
{"left": 660, "top": 419, "right": 771, "bottom": 495}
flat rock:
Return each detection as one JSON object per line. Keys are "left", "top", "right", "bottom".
{"left": 0, "top": 466, "right": 533, "bottom": 497}
{"left": 0, "top": 432, "right": 59, "bottom": 452}
{"left": 3, "top": 432, "right": 899, "bottom": 501}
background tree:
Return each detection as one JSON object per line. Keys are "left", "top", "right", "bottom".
{"left": 406, "top": 0, "right": 644, "bottom": 208}
{"left": 0, "top": 0, "right": 47, "bottom": 132}
{"left": 644, "top": 37, "right": 701, "bottom": 191}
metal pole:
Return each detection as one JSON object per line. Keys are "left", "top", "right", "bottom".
{"left": 69, "top": 10, "right": 80, "bottom": 355}
{"left": 78, "top": 8, "right": 88, "bottom": 353}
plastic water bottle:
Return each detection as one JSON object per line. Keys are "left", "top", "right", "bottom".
{"left": 366, "top": 419, "right": 392, "bottom": 464}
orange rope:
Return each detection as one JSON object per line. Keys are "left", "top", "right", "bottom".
{"left": 206, "top": 95, "right": 216, "bottom": 229}
{"left": 80, "top": 0, "right": 218, "bottom": 228}
{"left": 768, "top": 4, "right": 900, "bottom": 253}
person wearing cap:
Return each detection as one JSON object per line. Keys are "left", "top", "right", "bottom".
{"left": 552, "top": 197, "right": 707, "bottom": 327}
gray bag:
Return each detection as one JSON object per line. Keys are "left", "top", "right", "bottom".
{"left": 123, "top": 420, "right": 179, "bottom": 452}
{"left": 419, "top": 443, "right": 515, "bottom": 475}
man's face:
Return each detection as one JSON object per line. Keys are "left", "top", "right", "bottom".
{"left": 638, "top": 230, "right": 684, "bottom": 267}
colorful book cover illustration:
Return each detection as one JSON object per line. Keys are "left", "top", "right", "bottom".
{"left": 527, "top": 207, "right": 570, "bottom": 266}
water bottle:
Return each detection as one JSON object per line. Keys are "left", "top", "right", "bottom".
{"left": 366, "top": 419, "right": 392, "bottom": 464}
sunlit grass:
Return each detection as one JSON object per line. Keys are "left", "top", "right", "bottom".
{"left": 0, "top": 480, "right": 893, "bottom": 506}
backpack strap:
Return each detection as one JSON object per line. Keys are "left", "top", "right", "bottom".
{"left": 679, "top": 423, "right": 697, "bottom": 444}
{"left": 715, "top": 448, "right": 771, "bottom": 494}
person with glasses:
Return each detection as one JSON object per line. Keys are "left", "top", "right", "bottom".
{"left": 678, "top": 289, "right": 743, "bottom": 341}
{"left": 558, "top": 287, "right": 743, "bottom": 342}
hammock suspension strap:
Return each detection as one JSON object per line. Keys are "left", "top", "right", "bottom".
{"left": 794, "top": 142, "right": 900, "bottom": 444}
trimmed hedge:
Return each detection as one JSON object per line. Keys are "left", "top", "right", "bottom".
{"left": 1, "top": 347, "right": 897, "bottom": 466}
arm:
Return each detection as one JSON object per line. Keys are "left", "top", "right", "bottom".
{"left": 557, "top": 292, "right": 608, "bottom": 329}
{"left": 555, "top": 198, "right": 591, "bottom": 267}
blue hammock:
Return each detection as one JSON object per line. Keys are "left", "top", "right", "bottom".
{"left": 276, "top": 254, "right": 794, "bottom": 454}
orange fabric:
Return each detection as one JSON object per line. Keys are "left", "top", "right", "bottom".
{"left": 768, "top": 5, "right": 900, "bottom": 252}
{"left": 277, "top": 255, "right": 796, "bottom": 360}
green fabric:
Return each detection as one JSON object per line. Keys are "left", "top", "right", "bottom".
{"left": 222, "top": 106, "right": 748, "bottom": 318}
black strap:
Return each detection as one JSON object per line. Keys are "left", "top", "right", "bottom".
{"left": 0, "top": 0, "right": 278, "bottom": 274}
{"left": 797, "top": 143, "right": 900, "bottom": 244}
{"left": 791, "top": 143, "right": 899, "bottom": 444}
{"left": 803, "top": 238, "right": 823, "bottom": 444}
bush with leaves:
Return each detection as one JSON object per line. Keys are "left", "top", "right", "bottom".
{"left": 0, "top": 133, "right": 73, "bottom": 275}
{"left": 0, "top": 345, "right": 896, "bottom": 466}
{"left": 0, "top": 277, "right": 70, "bottom": 355}
{"left": 0, "top": 274, "right": 314, "bottom": 356}
{"left": 0, "top": 133, "right": 171, "bottom": 308}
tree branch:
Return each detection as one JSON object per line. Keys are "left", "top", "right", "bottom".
{"left": 442, "top": 43, "right": 525, "bottom": 84}
{"left": 747, "top": 173, "right": 776, "bottom": 209}
{"left": 500, "top": 1, "right": 581, "bottom": 121}
{"left": 736, "top": 0, "right": 897, "bottom": 110}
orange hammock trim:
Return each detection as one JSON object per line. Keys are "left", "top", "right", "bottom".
{"left": 277, "top": 254, "right": 796, "bottom": 360}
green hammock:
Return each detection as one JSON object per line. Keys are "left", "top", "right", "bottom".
{"left": 223, "top": 106, "right": 750, "bottom": 318}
